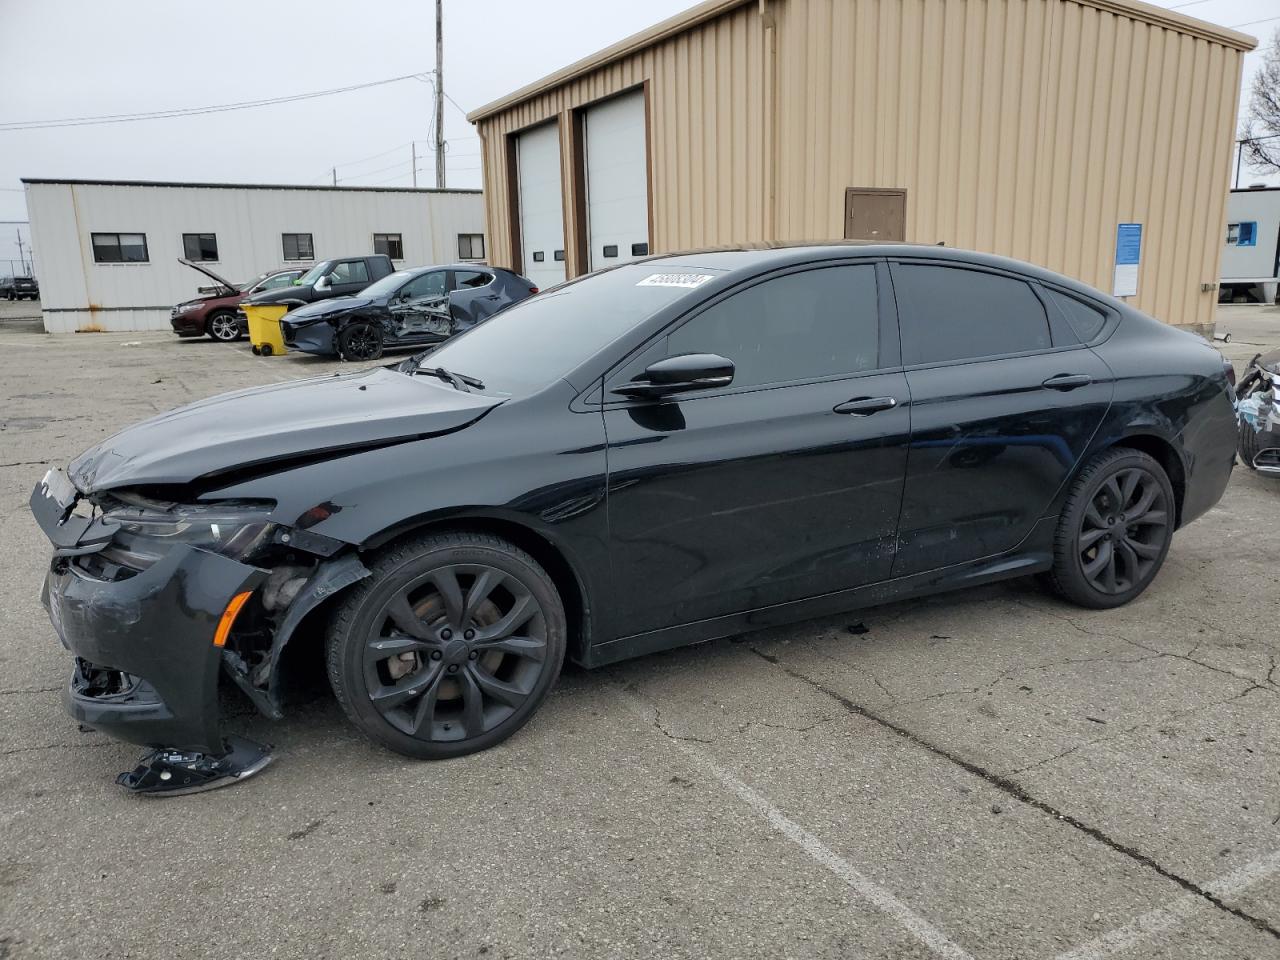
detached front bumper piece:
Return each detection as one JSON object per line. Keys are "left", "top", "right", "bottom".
{"left": 32, "top": 475, "right": 275, "bottom": 792}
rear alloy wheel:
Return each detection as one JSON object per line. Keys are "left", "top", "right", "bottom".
{"left": 326, "top": 531, "right": 566, "bottom": 759}
{"left": 1046, "top": 448, "right": 1175, "bottom": 609}
{"left": 339, "top": 322, "right": 384, "bottom": 361}
{"left": 207, "top": 311, "right": 242, "bottom": 342}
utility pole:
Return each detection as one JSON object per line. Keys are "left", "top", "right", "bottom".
{"left": 435, "top": 0, "right": 446, "bottom": 189}
{"left": 332, "top": 167, "right": 338, "bottom": 187}
{"left": 412, "top": 141, "right": 418, "bottom": 188}
{"left": 16, "top": 229, "right": 29, "bottom": 275}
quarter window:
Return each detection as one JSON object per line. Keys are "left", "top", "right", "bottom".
{"left": 454, "top": 270, "right": 492, "bottom": 289}
{"left": 182, "top": 233, "right": 218, "bottom": 262}
{"left": 282, "top": 233, "right": 314, "bottom": 261}
{"left": 666, "top": 265, "right": 880, "bottom": 389}
{"left": 892, "top": 264, "right": 1050, "bottom": 365}
{"left": 458, "top": 233, "right": 485, "bottom": 260}
{"left": 1042, "top": 288, "right": 1107, "bottom": 343}
{"left": 91, "top": 232, "right": 149, "bottom": 263}
{"left": 374, "top": 233, "right": 404, "bottom": 259}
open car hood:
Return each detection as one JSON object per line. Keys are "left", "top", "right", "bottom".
{"left": 179, "top": 258, "right": 237, "bottom": 296}
{"left": 69, "top": 368, "right": 502, "bottom": 492}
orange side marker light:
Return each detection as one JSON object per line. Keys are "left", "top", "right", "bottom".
{"left": 213, "top": 591, "right": 254, "bottom": 648}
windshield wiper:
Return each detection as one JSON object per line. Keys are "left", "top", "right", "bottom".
{"left": 413, "top": 365, "right": 485, "bottom": 392}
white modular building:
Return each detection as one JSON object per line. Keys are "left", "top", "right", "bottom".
{"left": 23, "top": 178, "right": 486, "bottom": 332}
{"left": 1221, "top": 185, "right": 1280, "bottom": 304}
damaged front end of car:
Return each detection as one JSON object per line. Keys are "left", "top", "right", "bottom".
{"left": 31, "top": 475, "right": 369, "bottom": 795}
{"left": 1237, "top": 349, "right": 1280, "bottom": 475}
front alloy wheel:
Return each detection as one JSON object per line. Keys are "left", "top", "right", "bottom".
{"left": 340, "top": 322, "right": 384, "bottom": 361}
{"left": 1047, "top": 448, "right": 1175, "bottom": 609}
{"left": 207, "top": 312, "right": 241, "bottom": 342}
{"left": 327, "top": 532, "right": 565, "bottom": 759}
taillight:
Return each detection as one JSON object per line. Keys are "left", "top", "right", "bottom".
{"left": 1223, "top": 356, "right": 1236, "bottom": 388}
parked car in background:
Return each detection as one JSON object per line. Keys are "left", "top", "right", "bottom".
{"left": 237, "top": 255, "right": 395, "bottom": 323}
{"left": 30, "top": 244, "right": 1237, "bottom": 792}
{"left": 170, "top": 261, "right": 305, "bottom": 342}
{"left": 1, "top": 275, "right": 39, "bottom": 300}
{"left": 281, "top": 264, "right": 538, "bottom": 360}
{"left": 1237, "top": 348, "right": 1280, "bottom": 474}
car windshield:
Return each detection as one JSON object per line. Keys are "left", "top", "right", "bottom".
{"left": 419, "top": 263, "right": 722, "bottom": 395}
{"left": 360, "top": 270, "right": 416, "bottom": 299}
{"left": 240, "top": 271, "right": 271, "bottom": 292}
{"left": 296, "top": 261, "right": 332, "bottom": 286}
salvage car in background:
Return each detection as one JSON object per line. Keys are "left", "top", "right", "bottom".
{"left": 237, "top": 254, "right": 395, "bottom": 321}
{"left": 280, "top": 264, "right": 538, "bottom": 360}
{"left": 1237, "top": 348, "right": 1280, "bottom": 474}
{"left": 30, "top": 244, "right": 1237, "bottom": 794}
{"left": 0, "top": 274, "right": 39, "bottom": 300}
{"left": 170, "top": 261, "right": 304, "bottom": 341}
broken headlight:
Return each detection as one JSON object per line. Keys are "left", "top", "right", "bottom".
{"left": 104, "top": 499, "right": 278, "bottom": 564}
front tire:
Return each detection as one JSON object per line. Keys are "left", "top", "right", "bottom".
{"left": 326, "top": 531, "right": 566, "bottom": 760}
{"left": 1045, "top": 448, "right": 1175, "bottom": 609}
{"left": 207, "top": 311, "right": 242, "bottom": 342}
{"left": 339, "top": 322, "right": 384, "bottom": 361}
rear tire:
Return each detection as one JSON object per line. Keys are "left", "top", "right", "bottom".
{"left": 1045, "top": 448, "right": 1175, "bottom": 609}
{"left": 326, "top": 531, "right": 566, "bottom": 760}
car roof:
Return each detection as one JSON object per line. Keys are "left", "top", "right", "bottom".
{"left": 640, "top": 242, "right": 1100, "bottom": 297}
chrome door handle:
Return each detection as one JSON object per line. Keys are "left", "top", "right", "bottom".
{"left": 1042, "top": 374, "right": 1093, "bottom": 391}
{"left": 834, "top": 396, "right": 898, "bottom": 416}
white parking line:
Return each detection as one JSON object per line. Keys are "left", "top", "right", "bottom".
{"left": 615, "top": 686, "right": 975, "bottom": 960}
{"left": 1055, "top": 848, "right": 1280, "bottom": 960}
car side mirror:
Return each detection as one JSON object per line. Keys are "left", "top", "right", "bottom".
{"left": 612, "top": 353, "right": 735, "bottom": 399}
{"left": 315, "top": 276, "right": 331, "bottom": 292}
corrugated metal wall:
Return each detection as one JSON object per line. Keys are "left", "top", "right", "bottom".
{"left": 474, "top": 0, "right": 1249, "bottom": 330}
{"left": 25, "top": 182, "right": 485, "bottom": 332}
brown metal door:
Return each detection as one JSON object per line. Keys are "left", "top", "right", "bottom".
{"left": 844, "top": 189, "right": 906, "bottom": 241}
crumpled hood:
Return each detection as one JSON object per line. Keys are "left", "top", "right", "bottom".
{"left": 1255, "top": 348, "right": 1280, "bottom": 377}
{"left": 69, "top": 367, "right": 502, "bottom": 492}
{"left": 284, "top": 296, "right": 372, "bottom": 325}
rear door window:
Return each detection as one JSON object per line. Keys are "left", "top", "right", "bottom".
{"left": 664, "top": 264, "right": 880, "bottom": 389}
{"left": 892, "top": 263, "right": 1051, "bottom": 365}
{"left": 1042, "top": 288, "right": 1108, "bottom": 342}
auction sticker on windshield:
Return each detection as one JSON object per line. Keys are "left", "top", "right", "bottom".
{"left": 635, "top": 274, "right": 715, "bottom": 288}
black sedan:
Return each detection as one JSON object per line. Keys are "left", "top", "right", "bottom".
{"left": 280, "top": 264, "right": 538, "bottom": 361}
{"left": 30, "top": 244, "right": 1236, "bottom": 793}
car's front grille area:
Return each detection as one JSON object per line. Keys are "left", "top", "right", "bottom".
{"left": 1254, "top": 448, "right": 1280, "bottom": 474}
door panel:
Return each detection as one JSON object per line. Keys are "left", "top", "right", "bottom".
{"left": 892, "top": 349, "right": 1113, "bottom": 576}
{"left": 604, "top": 374, "right": 911, "bottom": 635}
{"left": 516, "top": 123, "right": 566, "bottom": 290}
{"left": 585, "top": 90, "right": 650, "bottom": 272}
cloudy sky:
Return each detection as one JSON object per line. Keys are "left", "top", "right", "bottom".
{"left": 0, "top": 0, "right": 1277, "bottom": 268}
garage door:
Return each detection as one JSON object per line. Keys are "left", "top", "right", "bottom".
{"left": 584, "top": 90, "right": 650, "bottom": 272}
{"left": 516, "top": 123, "right": 566, "bottom": 290}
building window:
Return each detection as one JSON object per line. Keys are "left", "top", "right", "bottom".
{"left": 1226, "top": 222, "right": 1257, "bottom": 246}
{"left": 458, "top": 233, "right": 485, "bottom": 260}
{"left": 91, "top": 232, "right": 149, "bottom": 263}
{"left": 182, "top": 233, "right": 219, "bottom": 262}
{"left": 373, "top": 233, "right": 404, "bottom": 260}
{"left": 282, "top": 233, "right": 314, "bottom": 261}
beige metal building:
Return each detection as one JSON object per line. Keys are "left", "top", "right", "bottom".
{"left": 469, "top": 0, "right": 1255, "bottom": 332}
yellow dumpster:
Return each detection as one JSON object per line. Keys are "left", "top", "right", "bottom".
{"left": 243, "top": 303, "right": 289, "bottom": 356}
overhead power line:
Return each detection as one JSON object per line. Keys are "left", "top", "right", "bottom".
{"left": 0, "top": 72, "right": 429, "bottom": 132}
{"left": 1228, "top": 15, "right": 1279, "bottom": 29}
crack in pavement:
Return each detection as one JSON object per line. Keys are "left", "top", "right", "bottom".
{"left": 752, "top": 648, "right": 1280, "bottom": 945}
{"left": 0, "top": 685, "right": 60, "bottom": 696}
{"left": 1009, "top": 598, "right": 1280, "bottom": 696}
